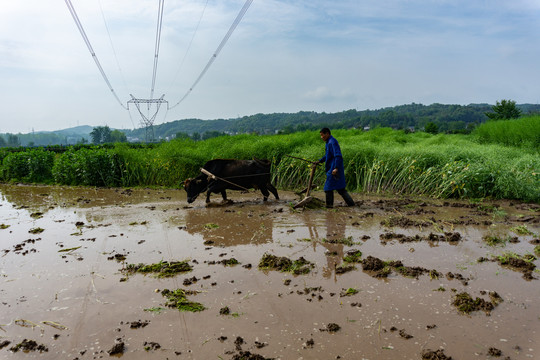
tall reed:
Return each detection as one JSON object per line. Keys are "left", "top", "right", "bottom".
{"left": 1, "top": 128, "right": 538, "bottom": 202}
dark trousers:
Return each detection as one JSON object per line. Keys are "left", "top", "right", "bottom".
{"left": 325, "top": 189, "right": 355, "bottom": 207}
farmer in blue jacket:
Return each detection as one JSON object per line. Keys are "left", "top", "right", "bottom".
{"left": 317, "top": 128, "right": 355, "bottom": 208}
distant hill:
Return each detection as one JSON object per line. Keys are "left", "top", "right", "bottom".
{"left": 2, "top": 103, "right": 539, "bottom": 146}
{"left": 123, "top": 103, "right": 540, "bottom": 140}
{"left": 43, "top": 125, "right": 94, "bottom": 136}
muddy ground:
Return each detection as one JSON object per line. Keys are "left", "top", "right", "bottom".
{"left": 0, "top": 184, "right": 539, "bottom": 360}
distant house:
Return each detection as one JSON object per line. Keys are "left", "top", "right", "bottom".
{"left": 363, "top": 126, "right": 370, "bottom": 131}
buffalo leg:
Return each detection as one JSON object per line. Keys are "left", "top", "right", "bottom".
{"left": 260, "top": 186, "right": 270, "bottom": 201}
{"left": 220, "top": 190, "right": 228, "bottom": 202}
{"left": 205, "top": 190, "right": 212, "bottom": 203}
{"left": 267, "top": 183, "right": 279, "bottom": 200}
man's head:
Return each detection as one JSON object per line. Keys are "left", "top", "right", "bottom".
{"left": 320, "top": 127, "right": 331, "bottom": 142}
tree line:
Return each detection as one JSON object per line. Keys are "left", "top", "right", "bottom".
{"left": 1, "top": 101, "right": 537, "bottom": 146}
{"left": 125, "top": 101, "right": 538, "bottom": 141}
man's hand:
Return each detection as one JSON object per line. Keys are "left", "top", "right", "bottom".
{"left": 332, "top": 169, "right": 338, "bottom": 176}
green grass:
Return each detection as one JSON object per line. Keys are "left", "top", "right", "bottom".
{"left": 1, "top": 127, "right": 538, "bottom": 202}
{"left": 341, "top": 288, "right": 359, "bottom": 296}
{"left": 123, "top": 260, "right": 193, "bottom": 278}
{"left": 161, "top": 289, "right": 205, "bottom": 312}
{"left": 510, "top": 225, "right": 535, "bottom": 236}
{"left": 483, "top": 235, "right": 508, "bottom": 247}
{"left": 473, "top": 115, "right": 540, "bottom": 149}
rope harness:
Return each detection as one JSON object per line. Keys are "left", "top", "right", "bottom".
{"left": 198, "top": 168, "right": 272, "bottom": 194}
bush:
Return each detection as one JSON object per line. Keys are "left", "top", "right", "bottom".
{"left": 2, "top": 149, "right": 54, "bottom": 182}
{"left": 53, "top": 148, "right": 123, "bottom": 187}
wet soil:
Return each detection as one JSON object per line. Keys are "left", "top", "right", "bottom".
{"left": 0, "top": 184, "right": 539, "bottom": 359}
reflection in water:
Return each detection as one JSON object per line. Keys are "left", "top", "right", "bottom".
{"left": 321, "top": 211, "right": 347, "bottom": 280}
{"left": 300, "top": 211, "right": 348, "bottom": 280}
{"left": 185, "top": 206, "right": 273, "bottom": 246}
{"left": 0, "top": 184, "right": 56, "bottom": 214}
{"left": 0, "top": 184, "right": 186, "bottom": 212}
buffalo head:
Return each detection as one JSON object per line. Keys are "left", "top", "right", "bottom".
{"left": 183, "top": 177, "right": 207, "bottom": 203}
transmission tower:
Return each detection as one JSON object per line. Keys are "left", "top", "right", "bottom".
{"left": 127, "top": 95, "right": 168, "bottom": 142}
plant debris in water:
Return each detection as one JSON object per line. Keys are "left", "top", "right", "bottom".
{"left": 335, "top": 264, "right": 356, "bottom": 274}
{"left": 123, "top": 260, "right": 193, "bottom": 278}
{"left": 322, "top": 236, "right": 357, "bottom": 246}
{"left": 161, "top": 288, "right": 205, "bottom": 312}
{"left": 494, "top": 252, "right": 537, "bottom": 280}
{"left": 483, "top": 235, "right": 509, "bottom": 247}
{"left": 28, "top": 227, "right": 44, "bottom": 234}
{"left": 339, "top": 288, "right": 358, "bottom": 297}
{"left": 343, "top": 249, "right": 362, "bottom": 263}
{"left": 258, "top": 253, "right": 314, "bottom": 275}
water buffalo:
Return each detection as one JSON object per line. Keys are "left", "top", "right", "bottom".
{"left": 183, "top": 159, "right": 279, "bottom": 203}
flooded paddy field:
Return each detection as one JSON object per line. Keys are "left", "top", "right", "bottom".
{"left": 0, "top": 184, "right": 539, "bottom": 360}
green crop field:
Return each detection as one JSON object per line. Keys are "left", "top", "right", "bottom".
{"left": 1, "top": 115, "right": 538, "bottom": 203}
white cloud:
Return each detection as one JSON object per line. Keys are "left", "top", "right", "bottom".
{"left": 1, "top": 0, "right": 540, "bottom": 133}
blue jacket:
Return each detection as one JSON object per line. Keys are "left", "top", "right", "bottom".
{"left": 319, "top": 135, "right": 346, "bottom": 191}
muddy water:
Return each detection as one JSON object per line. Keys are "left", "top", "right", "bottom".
{"left": 0, "top": 184, "right": 539, "bottom": 359}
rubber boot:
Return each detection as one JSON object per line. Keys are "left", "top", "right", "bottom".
{"left": 339, "top": 190, "right": 355, "bottom": 207}
{"left": 325, "top": 191, "right": 334, "bottom": 208}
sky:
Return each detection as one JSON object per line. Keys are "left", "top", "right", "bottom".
{"left": 1, "top": 0, "right": 540, "bottom": 134}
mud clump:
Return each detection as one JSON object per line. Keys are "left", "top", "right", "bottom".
{"left": 8, "top": 339, "right": 49, "bottom": 353}
{"left": 421, "top": 349, "right": 452, "bottom": 359}
{"left": 380, "top": 216, "right": 431, "bottom": 228}
{"left": 258, "top": 253, "right": 314, "bottom": 275}
{"left": 219, "top": 306, "right": 230, "bottom": 315}
{"left": 343, "top": 249, "right": 362, "bottom": 263}
{"left": 452, "top": 291, "right": 503, "bottom": 315}
{"left": 335, "top": 264, "right": 356, "bottom": 274}
{"left": 320, "top": 323, "right": 341, "bottom": 332}
{"left": 108, "top": 253, "right": 127, "bottom": 262}
{"left": 361, "top": 256, "right": 391, "bottom": 278}
{"left": 494, "top": 253, "right": 537, "bottom": 280}
{"left": 129, "top": 320, "right": 150, "bottom": 329}
{"left": 0, "top": 340, "right": 11, "bottom": 350}
{"left": 183, "top": 276, "right": 198, "bottom": 285}
{"left": 219, "top": 258, "right": 240, "bottom": 266}
{"left": 445, "top": 272, "right": 470, "bottom": 285}
{"left": 399, "top": 329, "right": 413, "bottom": 339}
{"left": 362, "top": 256, "right": 385, "bottom": 272}
{"left": 380, "top": 232, "right": 462, "bottom": 245}
{"left": 231, "top": 351, "right": 274, "bottom": 360}
{"left": 143, "top": 341, "right": 161, "bottom": 351}
{"left": 380, "top": 232, "right": 423, "bottom": 244}
{"left": 488, "top": 347, "right": 502, "bottom": 357}
{"left": 428, "top": 232, "right": 462, "bottom": 243}
{"left": 362, "top": 256, "right": 439, "bottom": 279}
{"left": 9, "top": 339, "right": 48, "bottom": 353}
{"left": 107, "top": 339, "right": 125, "bottom": 355}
